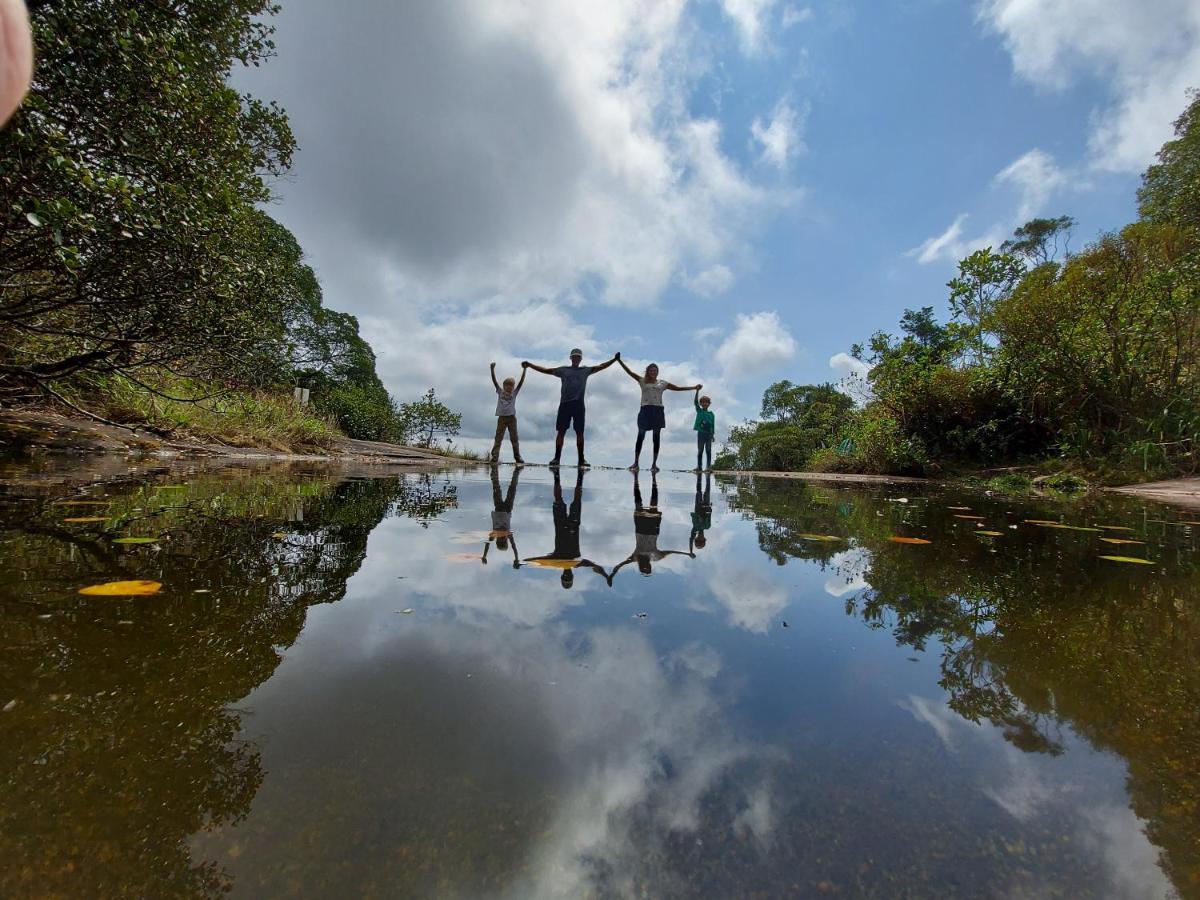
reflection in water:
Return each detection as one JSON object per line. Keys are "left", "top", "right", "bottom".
{"left": 728, "top": 476, "right": 1199, "bottom": 897}
{"left": 482, "top": 466, "right": 521, "bottom": 568}
{"left": 0, "top": 467, "right": 457, "bottom": 898}
{"left": 1, "top": 465, "right": 1197, "bottom": 898}
{"left": 610, "top": 472, "right": 696, "bottom": 581}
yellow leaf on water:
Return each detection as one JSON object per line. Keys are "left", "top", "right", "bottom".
{"left": 63, "top": 517, "right": 107, "bottom": 523}
{"left": 953, "top": 515, "right": 985, "bottom": 521}
{"left": 525, "top": 558, "right": 580, "bottom": 569}
{"left": 79, "top": 580, "right": 162, "bottom": 596}
{"left": 975, "top": 531, "right": 1004, "bottom": 537}
{"left": 889, "top": 537, "right": 931, "bottom": 545}
{"left": 796, "top": 533, "right": 845, "bottom": 542}
{"left": 1098, "top": 525, "right": 1135, "bottom": 531}
{"left": 1098, "top": 556, "right": 1154, "bottom": 566}
{"left": 53, "top": 500, "right": 110, "bottom": 506}
{"left": 947, "top": 506, "right": 972, "bottom": 511}
{"left": 1100, "top": 538, "right": 1146, "bottom": 545}
{"left": 112, "top": 537, "right": 159, "bottom": 545}
{"left": 1024, "top": 519, "right": 1059, "bottom": 525}
{"left": 272, "top": 532, "right": 287, "bottom": 539}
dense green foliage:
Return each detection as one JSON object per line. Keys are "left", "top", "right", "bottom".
{"left": 0, "top": 0, "right": 441, "bottom": 443}
{"left": 722, "top": 91, "right": 1200, "bottom": 479}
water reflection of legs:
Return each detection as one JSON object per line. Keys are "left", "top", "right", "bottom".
{"left": 483, "top": 466, "right": 521, "bottom": 566}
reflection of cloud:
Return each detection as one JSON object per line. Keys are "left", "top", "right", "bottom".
{"left": 708, "top": 566, "right": 789, "bottom": 633}
{"left": 902, "top": 695, "right": 1175, "bottom": 899}
{"left": 823, "top": 547, "right": 870, "bottom": 598}
{"left": 226, "top": 599, "right": 774, "bottom": 897}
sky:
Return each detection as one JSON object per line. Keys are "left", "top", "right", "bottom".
{"left": 236, "top": 0, "right": 1200, "bottom": 465}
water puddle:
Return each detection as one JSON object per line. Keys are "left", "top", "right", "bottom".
{"left": 1, "top": 463, "right": 1196, "bottom": 897}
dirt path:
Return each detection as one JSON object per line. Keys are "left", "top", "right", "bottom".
{"left": 1107, "top": 477, "right": 1200, "bottom": 509}
{"left": 0, "top": 409, "right": 459, "bottom": 467}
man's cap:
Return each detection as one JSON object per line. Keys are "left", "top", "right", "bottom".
{"left": 569, "top": 348, "right": 583, "bottom": 357}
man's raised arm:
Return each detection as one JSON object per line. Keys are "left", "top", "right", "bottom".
{"left": 522, "top": 361, "right": 556, "bottom": 376}
{"left": 591, "top": 352, "right": 620, "bottom": 373}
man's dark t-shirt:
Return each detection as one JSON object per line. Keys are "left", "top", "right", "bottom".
{"left": 552, "top": 365, "right": 594, "bottom": 404}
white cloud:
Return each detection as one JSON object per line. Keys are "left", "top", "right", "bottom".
{"left": 909, "top": 148, "right": 1071, "bottom": 266}
{"left": 781, "top": 6, "right": 814, "bottom": 28}
{"left": 720, "top": 0, "right": 780, "bottom": 54}
{"left": 979, "top": 0, "right": 1200, "bottom": 171}
{"left": 828, "top": 351, "right": 870, "bottom": 387}
{"left": 715, "top": 311, "right": 798, "bottom": 377}
{"left": 683, "top": 263, "right": 735, "bottom": 297}
{"left": 751, "top": 99, "right": 807, "bottom": 169}
{"left": 994, "top": 148, "right": 1068, "bottom": 222}
{"left": 907, "top": 213, "right": 1006, "bottom": 266}
{"left": 241, "top": 1, "right": 784, "bottom": 312}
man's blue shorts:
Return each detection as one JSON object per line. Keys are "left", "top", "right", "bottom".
{"left": 556, "top": 399, "right": 586, "bottom": 433}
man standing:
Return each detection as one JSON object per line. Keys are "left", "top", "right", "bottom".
{"left": 523, "top": 348, "right": 618, "bottom": 468}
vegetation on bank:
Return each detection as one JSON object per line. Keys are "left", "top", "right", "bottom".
{"left": 720, "top": 90, "right": 1200, "bottom": 483}
{"left": 0, "top": 1, "right": 462, "bottom": 449}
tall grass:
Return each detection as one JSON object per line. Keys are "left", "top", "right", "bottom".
{"left": 84, "top": 374, "right": 342, "bottom": 451}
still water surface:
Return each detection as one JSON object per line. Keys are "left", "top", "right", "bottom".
{"left": 1, "top": 462, "right": 1197, "bottom": 898}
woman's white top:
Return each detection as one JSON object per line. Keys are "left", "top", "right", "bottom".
{"left": 639, "top": 379, "right": 668, "bottom": 407}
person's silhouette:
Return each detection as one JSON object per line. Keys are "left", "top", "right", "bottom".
{"left": 481, "top": 466, "right": 521, "bottom": 568}
{"left": 524, "top": 469, "right": 607, "bottom": 588}
{"left": 611, "top": 471, "right": 694, "bottom": 580}
{"left": 690, "top": 472, "right": 712, "bottom": 551}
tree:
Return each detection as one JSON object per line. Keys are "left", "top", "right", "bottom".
{"left": 946, "top": 248, "right": 1024, "bottom": 365}
{"left": 1138, "top": 88, "right": 1200, "bottom": 231}
{"left": 0, "top": 1, "right": 296, "bottom": 398}
{"left": 399, "top": 388, "right": 461, "bottom": 449}
{"left": 724, "top": 381, "right": 854, "bottom": 471}
{"left": 1001, "top": 216, "right": 1075, "bottom": 265}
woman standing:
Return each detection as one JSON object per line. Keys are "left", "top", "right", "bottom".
{"left": 617, "top": 358, "right": 701, "bottom": 472}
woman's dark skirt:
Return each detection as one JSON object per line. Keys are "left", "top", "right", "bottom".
{"left": 637, "top": 405, "right": 666, "bottom": 431}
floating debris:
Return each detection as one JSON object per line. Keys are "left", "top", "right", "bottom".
{"left": 795, "top": 533, "right": 845, "bottom": 542}
{"left": 79, "top": 580, "right": 162, "bottom": 597}
{"left": 975, "top": 531, "right": 1004, "bottom": 537}
{"left": 63, "top": 517, "right": 108, "bottom": 524}
{"left": 1100, "top": 538, "right": 1146, "bottom": 546}
{"left": 889, "top": 537, "right": 932, "bottom": 545}
{"left": 112, "top": 537, "right": 159, "bottom": 545}
{"left": 1099, "top": 556, "right": 1155, "bottom": 565}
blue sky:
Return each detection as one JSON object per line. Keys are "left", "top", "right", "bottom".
{"left": 239, "top": 0, "right": 1199, "bottom": 464}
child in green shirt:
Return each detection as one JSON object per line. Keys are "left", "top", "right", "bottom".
{"left": 693, "top": 388, "right": 715, "bottom": 472}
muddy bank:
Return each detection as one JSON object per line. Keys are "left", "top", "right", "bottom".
{"left": 713, "top": 469, "right": 930, "bottom": 485}
{"left": 0, "top": 409, "right": 464, "bottom": 469}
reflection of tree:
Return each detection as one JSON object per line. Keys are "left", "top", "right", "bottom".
{"left": 729, "top": 478, "right": 1200, "bottom": 897}
{"left": 0, "top": 469, "right": 456, "bottom": 898}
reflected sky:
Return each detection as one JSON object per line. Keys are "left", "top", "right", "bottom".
{"left": 1, "top": 463, "right": 1193, "bottom": 898}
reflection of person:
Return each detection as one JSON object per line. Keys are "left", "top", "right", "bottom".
{"left": 0, "top": 0, "right": 32, "bottom": 127}
{"left": 692, "top": 388, "right": 716, "bottom": 473}
{"left": 489, "top": 362, "right": 526, "bottom": 465}
{"left": 611, "top": 472, "right": 695, "bottom": 579}
{"left": 522, "top": 348, "right": 618, "bottom": 469}
{"left": 690, "top": 472, "right": 712, "bottom": 550}
{"left": 524, "top": 469, "right": 607, "bottom": 589}
{"left": 482, "top": 466, "right": 521, "bottom": 568}
{"left": 616, "top": 357, "right": 701, "bottom": 472}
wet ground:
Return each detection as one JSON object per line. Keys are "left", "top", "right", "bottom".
{"left": 1, "top": 461, "right": 1197, "bottom": 898}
